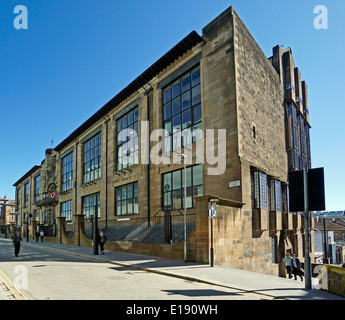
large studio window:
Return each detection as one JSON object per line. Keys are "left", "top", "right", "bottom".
{"left": 163, "top": 67, "right": 202, "bottom": 152}
{"left": 83, "top": 133, "right": 101, "bottom": 183}
{"left": 117, "top": 108, "right": 139, "bottom": 170}
{"left": 61, "top": 152, "right": 73, "bottom": 192}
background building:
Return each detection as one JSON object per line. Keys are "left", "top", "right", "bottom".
{"left": 0, "top": 196, "right": 16, "bottom": 237}
{"left": 13, "top": 6, "right": 314, "bottom": 277}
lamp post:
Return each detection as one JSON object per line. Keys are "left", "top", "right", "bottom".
{"left": 303, "top": 167, "right": 312, "bottom": 290}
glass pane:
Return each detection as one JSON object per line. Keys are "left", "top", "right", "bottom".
{"left": 193, "top": 104, "right": 202, "bottom": 123}
{"left": 191, "top": 68, "right": 200, "bottom": 87}
{"left": 164, "top": 103, "right": 171, "bottom": 120}
{"left": 116, "top": 202, "right": 121, "bottom": 216}
{"left": 128, "top": 111, "right": 134, "bottom": 125}
{"left": 164, "top": 191, "right": 171, "bottom": 207}
{"left": 127, "top": 199, "right": 133, "bottom": 215}
{"left": 172, "top": 81, "right": 180, "bottom": 99}
{"left": 172, "top": 133, "right": 181, "bottom": 150}
{"left": 192, "top": 85, "right": 201, "bottom": 106}
{"left": 193, "top": 185, "right": 203, "bottom": 197}
{"left": 134, "top": 108, "right": 139, "bottom": 122}
{"left": 193, "top": 122, "right": 203, "bottom": 142}
{"left": 186, "top": 167, "right": 192, "bottom": 187}
{"left": 163, "top": 87, "right": 171, "bottom": 104}
{"left": 133, "top": 122, "right": 139, "bottom": 137}
{"left": 163, "top": 173, "right": 171, "bottom": 192}
{"left": 134, "top": 182, "right": 138, "bottom": 197}
{"left": 172, "top": 115, "right": 181, "bottom": 130}
{"left": 173, "top": 170, "right": 181, "bottom": 190}
{"left": 181, "top": 74, "right": 190, "bottom": 93}
{"left": 127, "top": 183, "right": 133, "bottom": 199}
{"left": 134, "top": 198, "right": 138, "bottom": 214}
{"left": 164, "top": 136, "right": 171, "bottom": 153}
{"left": 193, "top": 165, "right": 203, "bottom": 186}
{"left": 192, "top": 186, "right": 203, "bottom": 206}
{"left": 182, "top": 91, "right": 191, "bottom": 111}
{"left": 121, "top": 186, "right": 127, "bottom": 200}
{"left": 84, "top": 196, "right": 89, "bottom": 207}
{"left": 172, "top": 98, "right": 180, "bottom": 116}
{"left": 182, "top": 109, "right": 192, "bottom": 129}
{"left": 121, "top": 200, "right": 127, "bottom": 215}
{"left": 116, "top": 188, "right": 121, "bottom": 201}
{"left": 164, "top": 121, "right": 172, "bottom": 136}
{"left": 173, "top": 190, "right": 182, "bottom": 209}
{"left": 186, "top": 187, "right": 193, "bottom": 208}
{"left": 123, "top": 115, "right": 128, "bottom": 128}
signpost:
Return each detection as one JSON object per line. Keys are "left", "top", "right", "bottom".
{"left": 209, "top": 199, "right": 218, "bottom": 267}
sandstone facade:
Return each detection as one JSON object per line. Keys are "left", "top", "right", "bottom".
{"left": 13, "top": 6, "right": 313, "bottom": 276}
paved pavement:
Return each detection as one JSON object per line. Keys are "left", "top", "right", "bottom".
{"left": 3, "top": 238, "right": 344, "bottom": 300}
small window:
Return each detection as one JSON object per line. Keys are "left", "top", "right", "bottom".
{"left": 115, "top": 182, "right": 138, "bottom": 216}
{"left": 252, "top": 171, "right": 268, "bottom": 209}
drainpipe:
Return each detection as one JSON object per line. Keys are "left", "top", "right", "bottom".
{"left": 104, "top": 117, "right": 110, "bottom": 229}
{"left": 75, "top": 139, "right": 79, "bottom": 245}
{"left": 144, "top": 86, "right": 153, "bottom": 227}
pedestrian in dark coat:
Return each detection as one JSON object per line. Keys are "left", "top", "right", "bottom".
{"left": 98, "top": 231, "right": 107, "bottom": 255}
{"left": 35, "top": 231, "right": 40, "bottom": 242}
{"left": 12, "top": 231, "right": 23, "bottom": 257}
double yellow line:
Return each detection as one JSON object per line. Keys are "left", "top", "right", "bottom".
{"left": 0, "top": 269, "right": 29, "bottom": 300}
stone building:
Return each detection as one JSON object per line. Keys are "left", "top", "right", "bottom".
{"left": 0, "top": 197, "right": 16, "bottom": 236}
{"left": 13, "top": 6, "right": 313, "bottom": 276}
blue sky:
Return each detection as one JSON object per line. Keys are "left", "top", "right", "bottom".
{"left": 0, "top": 0, "right": 344, "bottom": 211}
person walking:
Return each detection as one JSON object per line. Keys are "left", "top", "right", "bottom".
{"left": 291, "top": 253, "right": 304, "bottom": 281}
{"left": 283, "top": 253, "right": 293, "bottom": 279}
{"left": 12, "top": 231, "right": 23, "bottom": 257}
{"left": 35, "top": 231, "right": 40, "bottom": 242}
{"left": 98, "top": 231, "right": 107, "bottom": 255}
{"left": 40, "top": 230, "right": 44, "bottom": 242}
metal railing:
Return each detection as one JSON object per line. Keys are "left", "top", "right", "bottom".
{"left": 84, "top": 214, "right": 196, "bottom": 244}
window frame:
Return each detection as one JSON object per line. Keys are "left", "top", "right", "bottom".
{"left": 162, "top": 66, "right": 202, "bottom": 152}
{"left": 252, "top": 171, "right": 268, "bottom": 210}
{"left": 83, "top": 133, "right": 101, "bottom": 183}
{"left": 162, "top": 164, "right": 203, "bottom": 210}
{"left": 34, "top": 174, "right": 41, "bottom": 203}
{"left": 61, "top": 152, "right": 73, "bottom": 192}
{"left": 61, "top": 200, "right": 73, "bottom": 222}
{"left": 82, "top": 193, "right": 100, "bottom": 219}
{"left": 115, "top": 181, "right": 138, "bottom": 216}
{"left": 116, "top": 107, "right": 139, "bottom": 171}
